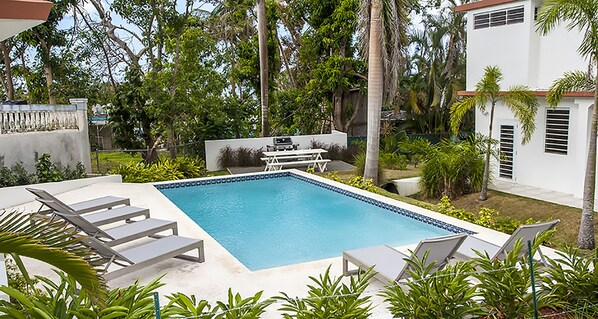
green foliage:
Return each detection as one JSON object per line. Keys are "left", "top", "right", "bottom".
{"left": 353, "top": 152, "right": 384, "bottom": 183}
{"left": 542, "top": 245, "right": 598, "bottom": 311}
{"left": 214, "top": 289, "right": 272, "bottom": 319}
{"left": 110, "top": 157, "right": 206, "bottom": 183}
{"left": 409, "top": 137, "right": 485, "bottom": 198}
{"left": 163, "top": 293, "right": 214, "bottom": 318}
{"left": 435, "top": 196, "right": 535, "bottom": 234}
{"left": 379, "top": 153, "right": 408, "bottom": 170}
{"left": 473, "top": 239, "right": 555, "bottom": 319}
{"left": 326, "top": 172, "right": 379, "bottom": 193}
{"left": 0, "top": 163, "right": 35, "bottom": 187}
{"left": 36, "top": 154, "right": 63, "bottom": 183}
{"left": 276, "top": 266, "right": 374, "bottom": 319}
{"left": 382, "top": 255, "right": 482, "bottom": 318}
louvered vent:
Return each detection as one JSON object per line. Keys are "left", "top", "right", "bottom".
{"left": 500, "top": 125, "right": 514, "bottom": 179}
{"left": 474, "top": 6, "right": 525, "bottom": 30}
{"left": 545, "top": 109, "right": 569, "bottom": 155}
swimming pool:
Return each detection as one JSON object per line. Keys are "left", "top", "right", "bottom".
{"left": 156, "top": 171, "right": 473, "bottom": 270}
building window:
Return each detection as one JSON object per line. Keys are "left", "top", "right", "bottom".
{"left": 545, "top": 108, "right": 570, "bottom": 155}
{"left": 474, "top": 6, "right": 525, "bottom": 30}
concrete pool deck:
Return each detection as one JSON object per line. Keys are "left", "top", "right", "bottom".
{"left": 10, "top": 170, "right": 560, "bottom": 318}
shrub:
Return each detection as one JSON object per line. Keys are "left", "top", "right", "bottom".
{"left": 409, "top": 137, "right": 485, "bottom": 198}
{"left": 276, "top": 266, "right": 374, "bottom": 319}
{"left": 35, "top": 154, "right": 63, "bottom": 183}
{"left": 353, "top": 152, "right": 384, "bottom": 184}
{"left": 308, "top": 141, "right": 361, "bottom": 163}
{"left": 326, "top": 172, "right": 379, "bottom": 194}
{"left": 217, "top": 146, "right": 264, "bottom": 168}
{"left": 541, "top": 245, "right": 598, "bottom": 312}
{"left": 382, "top": 255, "right": 482, "bottom": 318}
{"left": 111, "top": 157, "right": 206, "bottom": 183}
{"left": 473, "top": 238, "right": 555, "bottom": 319}
{"left": 379, "top": 152, "right": 408, "bottom": 170}
{"left": 434, "top": 197, "right": 537, "bottom": 235}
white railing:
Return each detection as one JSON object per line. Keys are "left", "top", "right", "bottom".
{"left": 0, "top": 105, "right": 79, "bottom": 134}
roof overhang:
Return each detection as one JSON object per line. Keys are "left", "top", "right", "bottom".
{"left": 455, "top": 0, "right": 523, "bottom": 12}
{"left": 0, "top": 0, "right": 53, "bottom": 42}
{"left": 457, "top": 90, "right": 595, "bottom": 98}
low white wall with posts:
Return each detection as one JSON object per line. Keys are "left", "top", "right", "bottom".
{"left": 204, "top": 131, "right": 348, "bottom": 171}
{"left": 0, "top": 99, "right": 92, "bottom": 173}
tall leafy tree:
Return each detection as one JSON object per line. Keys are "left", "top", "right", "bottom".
{"left": 450, "top": 66, "right": 539, "bottom": 201}
{"left": 359, "top": 0, "right": 412, "bottom": 184}
{"left": 536, "top": 0, "right": 598, "bottom": 249}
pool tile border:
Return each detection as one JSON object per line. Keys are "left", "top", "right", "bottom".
{"left": 155, "top": 172, "right": 475, "bottom": 235}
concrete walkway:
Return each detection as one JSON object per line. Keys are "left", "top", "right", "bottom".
{"left": 491, "top": 180, "right": 582, "bottom": 209}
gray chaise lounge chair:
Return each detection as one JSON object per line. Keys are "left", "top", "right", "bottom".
{"left": 37, "top": 198, "right": 177, "bottom": 246}
{"left": 343, "top": 233, "right": 468, "bottom": 283}
{"left": 456, "top": 219, "right": 560, "bottom": 263}
{"left": 30, "top": 189, "right": 148, "bottom": 226}
{"left": 27, "top": 187, "right": 130, "bottom": 215}
{"left": 82, "top": 235, "right": 204, "bottom": 280}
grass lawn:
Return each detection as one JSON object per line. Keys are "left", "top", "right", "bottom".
{"left": 441, "top": 190, "right": 596, "bottom": 247}
{"left": 90, "top": 151, "right": 144, "bottom": 174}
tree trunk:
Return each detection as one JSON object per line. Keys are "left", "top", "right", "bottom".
{"left": 364, "top": 0, "right": 383, "bottom": 185}
{"left": 479, "top": 101, "right": 495, "bottom": 201}
{"left": 578, "top": 68, "right": 598, "bottom": 249}
{"left": 257, "top": 0, "right": 269, "bottom": 137}
{"left": 333, "top": 89, "right": 344, "bottom": 131}
{"left": 0, "top": 41, "right": 14, "bottom": 100}
{"left": 44, "top": 64, "right": 56, "bottom": 105}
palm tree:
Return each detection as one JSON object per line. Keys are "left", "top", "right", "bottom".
{"left": 257, "top": 0, "right": 269, "bottom": 137}
{"left": 0, "top": 210, "right": 106, "bottom": 302}
{"left": 359, "top": 0, "right": 411, "bottom": 184}
{"left": 536, "top": 0, "right": 598, "bottom": 249}
{"left": 450, "top": 66, "right": 539, "bottom": 201}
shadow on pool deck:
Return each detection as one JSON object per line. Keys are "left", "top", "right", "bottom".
{"left": 227, "top": 160, "right": 355, "bottom": 175}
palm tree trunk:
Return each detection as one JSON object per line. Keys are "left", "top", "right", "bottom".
{"left": 578, "top": 68, "right": 598, "bottom": 249}
{"left": 364, "top": 0, "right": 383, "bottom": 185}
{"left": 480, "top": 102, "right": 495, "bottom": 201}
{"left": 257, "top": 0, "right": 269, "bottom": 137}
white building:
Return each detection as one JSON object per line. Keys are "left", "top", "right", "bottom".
{"left": 455, "top": 0, "right": 594, "bottom": 200}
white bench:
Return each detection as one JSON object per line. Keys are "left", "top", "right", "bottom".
{"left": 265, "top": 159, "right": 331, "bottom": 172}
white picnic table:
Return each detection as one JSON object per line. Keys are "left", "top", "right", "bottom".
{"left": 262, "top": 148, "right": 331, "bottom": 172}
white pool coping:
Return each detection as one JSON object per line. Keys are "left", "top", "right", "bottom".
{"left": 10, "top": 169, "right": 561, "bottom": 318}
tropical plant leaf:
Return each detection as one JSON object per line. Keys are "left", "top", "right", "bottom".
{"left": 0, "top": 210, "right": 106, "bottom": 303}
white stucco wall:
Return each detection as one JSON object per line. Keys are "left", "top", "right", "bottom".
{"left": 475, "top": 97, "right": 593, "bottom": 199}
{"left": 465, "top": 0, "right": 587, "bottom": 90}
{"left": 204, "top": 131, "right": 348, "bottom": 171}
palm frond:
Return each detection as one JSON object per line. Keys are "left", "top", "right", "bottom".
{"left": 476, "top": 65, "right": 502, "bottom": 95}
{"left": 450, "top": 97, "right": 477, "bottom": 134}
{"left": 503, "top": 86, "right": 539, "bottom": 144}
{"left": 0, "top": 210, "right": 106, "bottom": 303}
{"left": 546, "top": 70, "right": 595, "bottom": 106}
{"left": 536, "top": 0, "right": 598, "bottom": 58}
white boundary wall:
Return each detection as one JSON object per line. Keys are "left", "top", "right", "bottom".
{"left": 0, "top": 254, "right": 6, "bottom": 301}
{"left": 0, "top": 174, "right": 122, "bottom": 209}
{"left": 204, "top": 131, "right": 348, "bottom": 171}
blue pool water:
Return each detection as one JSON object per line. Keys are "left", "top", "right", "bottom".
{"left": 158, "top": 174, "right": 463, "bottom": 270}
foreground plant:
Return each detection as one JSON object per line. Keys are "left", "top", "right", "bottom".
{"left": 382, "top": 253, "right": 482, "bottom": 318}
{"left": 276, "top": 266, "right": 375, "bottom": 319}
{"left": 0, "top": 210, "right": 105, "bottom": 303}
{"left": 473, "top": 238, "right": 555, "bottom": 318}
{"left": 541, "top": 245, "right": 598, "bottom": 312}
